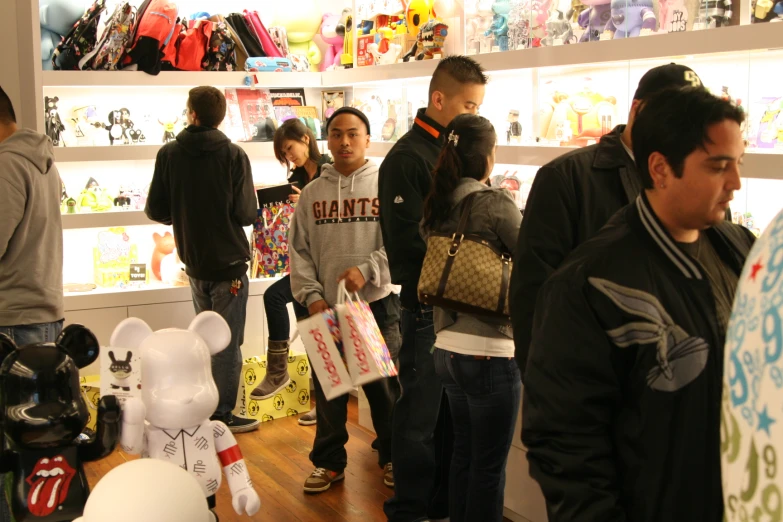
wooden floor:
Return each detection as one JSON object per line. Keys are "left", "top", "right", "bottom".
{"left": 86, "top": 397, "right": 393, "bottom": 522}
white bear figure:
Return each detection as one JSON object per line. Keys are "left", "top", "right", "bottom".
{"left": 110, "top": 312, "right": 261, "bottom": 521}
{"left": 74, "top": 459, "right": 212, "bottom": 522}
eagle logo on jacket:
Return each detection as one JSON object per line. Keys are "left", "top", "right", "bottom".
{"left": 589, "top": 277, "right": 710, "bottom": 392}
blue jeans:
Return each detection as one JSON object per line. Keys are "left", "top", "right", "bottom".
{"left": 190, "top": 274, "right": 249, "bottom": 420}
{"left": 385, "top": 304, "right": 452, "bottom": 522}
{"left": 434, "top": 348, "right": 521, "bottom": 522}
{"left": 0, "top": 320, "right": 63, "bottom": 346}
{"left": 264, "top": 275, "right": 308, "bottom": 341}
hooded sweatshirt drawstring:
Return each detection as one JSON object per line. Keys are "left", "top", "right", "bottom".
{"left": 337, "top": 169, "right": 359, "bottom": 223}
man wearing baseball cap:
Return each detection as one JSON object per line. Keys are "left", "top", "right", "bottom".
{"left": 510, "top": 63, "right": 705, "bottom": 376}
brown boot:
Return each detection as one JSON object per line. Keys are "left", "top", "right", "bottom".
{"left": 251, "top": 340, "right": 292, "bottom": 400}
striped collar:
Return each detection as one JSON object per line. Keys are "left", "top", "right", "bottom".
{"left": 635, "top": 193, "right": 704, "bottom": 280}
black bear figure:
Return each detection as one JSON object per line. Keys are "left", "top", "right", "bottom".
{"left": 0, "top": 325, "right": 121, "bottom": 521}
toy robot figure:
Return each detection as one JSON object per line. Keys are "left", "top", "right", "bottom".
{"left": 113, "top": 312, "right": 261, "bottom": 522}
{"left": 507, "top": 110, "right": 522, "bottom": 144}
{"left": 602, "top": 0, "right": 657, "bottom": 38}
{"left": 0, "top": 326, "right": 120, "bottom": 522}
{"left": 44, "top": 96, "right": 66, "bottom": 146}
{"left": 485, "top": 0, "right": 511, "bottom": 50}
{"left": 692, "top": 0, "right": 733, "bottom": 28}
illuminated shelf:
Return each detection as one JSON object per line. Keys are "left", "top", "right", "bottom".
{"left": 42, "top": 70, "right": 322, "bottom": 88}
{"left": 63, "top": 277, "right": 281, "bottom": 312}
{"left": 54, "top": 141, "right": 276, "bottom": 162}
{"left": 62, "top": 210, "right": 154, "bottom": 229}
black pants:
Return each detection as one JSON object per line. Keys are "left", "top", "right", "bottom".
{"left": 384, "top": 304, "right": 452, "bottom": 522}
{"left": 309, "top": 294, "right": 402, "bottom": 472}
{"left": 264, "top": 275, "right": 308, "bottom": 341}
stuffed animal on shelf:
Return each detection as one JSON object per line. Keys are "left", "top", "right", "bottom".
{"left": 0, "top": 325, "right": 121, "bottom": 522}
{"left": 112, "top": 312, "right": 261, "bottom": 522}
{"left": 275, "top": 0, "right": 323, "bottom": 71}
{"left": 44, "top": 96, "right": 66, "bottom": 146}
{"left": 74, "top": 459, "right": 212, "bottom": 522}
{"left": 319, "top": 12, "right": 344, "bottom": 71}
{"left": 151, "top": 231, "right": 176, "bottom": 281}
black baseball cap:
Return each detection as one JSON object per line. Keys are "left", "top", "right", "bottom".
{"left": 326, "top": 106, "right": 371, "bottom": 135}
{"left": 633, "top": 63, "right": 702, "bottom": 101}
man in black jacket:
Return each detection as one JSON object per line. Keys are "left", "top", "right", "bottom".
{"left": 380, "top": 56, "right": 487, "bottom": 522}
{"left": 522, "top": 87, "right": 754, "bottom": 522}
{"left": 145, "top": 86, "right": 259, "bottom": 434}
{"left": 511, "top": 63, "right": 703, "bottom": 375}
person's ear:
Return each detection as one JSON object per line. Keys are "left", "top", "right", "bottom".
{"left": 648, "top": 151, "right": 671, "bottom": 190}
{"left": 431, "top": 90, "right": 445, "bottom": 112}
{"left": 303, "top": 135, "right": 310, "bottom": 146}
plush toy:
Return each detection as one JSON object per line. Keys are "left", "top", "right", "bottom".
{"left": 74, "top": 459, "right": 212, "bottom": 522}
{"left": 575, "top": 0, "right": 612, "bottom": 41}
{"left": 319, "top": 13, "right": 344, "bottom": 71}
{"left": 0, "top": 325, "right": 121, "bottom": 522}
{"left": 151, "top": 231, "right": 176, "bottom": 281}
{"left": 112, "top": 312, "right": 262, "bottom": 522}
{"left": 602, "top": 0, "right": 657, "bottom": 38}
{"left": 275, "top": 0, "right": 323, "bottom": 72}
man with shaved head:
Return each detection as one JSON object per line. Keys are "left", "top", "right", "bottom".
{"left": 380, "top": 55, "right": 488, "bottom": 522}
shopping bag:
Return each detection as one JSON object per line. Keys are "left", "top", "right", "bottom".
{"left": 335, "top": 282, "right": 398, "bottom": 386}
{"left": 299, "top": 307, "right": 353, "bottom": 400}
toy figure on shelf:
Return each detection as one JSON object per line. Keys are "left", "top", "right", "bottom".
{"left": 0, "top": 325, "right": 121, "bottom": 522}
{"left": 530, "top": 0, "right": 555, "bottom": 46}
{"left": 78, "top": 178, "right": 113, "bottom": 212}
{"left": 485, "top": 0, "right": 511, "bottom": 51}
{"left": 159, "top": 116, "right": 178, "bottom": 143}
{"left": 601, "top": 0, "right": 657, "bottom": 38}
{"left": 506, "top": 0, "right": 531, "bottom": 50}
{"left": 368, "top": 41, "right": 403, "bottom": 64}
{"left": 754, "top": 97, "right": 782, "bottom": 149}
{"left": 752, "top": 0, "right": 783, "bottom": 21}
{"left": 407, "top": 18, "right": 448, "bottom": 60}
{"left": 151, "top": 231, "right": 176, "bottom": 281}
{"left": 574, "top": 0, "right": 612, "bottom": 41}
{"left": 507, "top": 110, "right": 522, "bottom": 144}
{"left": 542, "top": 10, "right": 575, "bottom": 45}
{"left": 94, "top": 109, "right": 129, "bottom": 145}
{"left": 691, "top": 0, "right": 733, "bottom": 29}
{"left": 320, "top": 12, "right": 345, "bottom": 71}
{"left": 340, "top": 8, "right": 354, "bottom": 68}
{"left": 44, "top": 96, "right": 65, "bottom": 146}
{"left": 70, "top": 105, "right": 100, "bottom": 146}
{"left": 113, "top": 312, "right": 262, "bottom": 522}
{"left": 276, "top": 0, "right": 323, "bottom": 71}
{"left": 113, "top": 187, "right": 131, "bottom": 208}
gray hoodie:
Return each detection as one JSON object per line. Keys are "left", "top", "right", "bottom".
{"left": 0, "top": 129, "right": 63, "bottom": 326}
{"left": 289, "top": 160, "right": 392, "bottom": 308}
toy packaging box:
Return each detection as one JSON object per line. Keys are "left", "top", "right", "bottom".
{"left": 233, "top": 354, "right": 312, "bottom": 422}
{"left": 244, "top": 56, "right": 293, "bottom": 72}
{"left": 99, "top": 347, "right": 142, "bottom": 406}
{"left": 93, "top": 227, "right": 139, "bottom": 287}
{"left": 79, "top": 375, "right": 100, "bottom": 432}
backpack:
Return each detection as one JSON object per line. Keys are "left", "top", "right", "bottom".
{"left": 51, "top": 0, "right": 106, "bottom": 70}
{"left": 123, "top": 0, "right": 178, "bottom": 75}
{"left": 203, "top": 19, "right": 238, "bottom": 71}
{"left": 175, "top": 18, "right": 212, "bottom": 71}
{"left": 82, "top": 2, "right": 136, "bottom": 70}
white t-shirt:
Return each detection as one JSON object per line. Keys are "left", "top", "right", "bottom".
{"left": 436, "top": 329, "right": 515, "bottom": 358}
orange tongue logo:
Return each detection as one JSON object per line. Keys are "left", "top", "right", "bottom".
{"left": 25, "top": 455, "right": 76, "bottom": 517}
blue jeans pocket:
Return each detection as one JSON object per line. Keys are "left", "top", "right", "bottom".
{"left": 451, "top": 354, "right": 493, "bottom": 395}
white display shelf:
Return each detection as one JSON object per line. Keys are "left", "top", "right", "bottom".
{"left": 42, "top": 70, "right": 322, "bottom": 88}
{"left": 63, "top": 276, "right": 280, "bottom": 312}
{"left": 62, "top": 210, "right": 154, "bottom": 229}
{"left": 323, "top": 23, "right": 783, "bottom": 86}
{"left": 54, "top": 141, "right": 276, "bottom": 162}
{"left": 743, "top": 151, "right": 783, "bottom": 180}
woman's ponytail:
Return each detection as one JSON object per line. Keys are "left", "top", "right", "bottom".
{"left": 422, "top": 114, "right": 497, "bottom": 231}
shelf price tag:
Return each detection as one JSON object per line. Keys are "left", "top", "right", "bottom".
{"left": 129, "top": 264, "right": 147, "bottom": 282}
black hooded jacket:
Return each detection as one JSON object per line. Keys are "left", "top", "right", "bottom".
{"left": 145, "top": 125, "right": 257, "bottom": 281}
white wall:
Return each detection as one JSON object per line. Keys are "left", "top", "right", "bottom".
{"left": 0, "top": 0, "right": 42, "bottom": 131}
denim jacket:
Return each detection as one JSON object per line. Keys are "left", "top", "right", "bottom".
{"left": 420, "top": 178, "right": 522, "bottom": 339}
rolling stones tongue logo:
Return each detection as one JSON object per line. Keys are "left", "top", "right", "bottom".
{"left": 25, "top": 456, "right": 76, "bottom": 517}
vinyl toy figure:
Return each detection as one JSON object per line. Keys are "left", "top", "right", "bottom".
{"left": 507, "top": 110, "right": 522, "bottom": 144}
{"left": 485, "top": 0, "right": 511, "bottom": 50}
{"left": 0, "top": 326, "right": 121, "bottom": 522}
{"left": 602, "top": 0, "right": 657, "bottom": 37}
{"left": 159, "top": 116, "right": 179, "bottom": 143}
{"left": 44, "top": 96, "right": 65, "bottom": 146}
{"left": 113, "top": 312, "right": 261, "bottom": 522}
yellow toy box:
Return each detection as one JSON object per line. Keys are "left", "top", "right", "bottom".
{"left": 93, "top": 227, "right": 140, "bottom": 287}
{"left": 79, "top": 375, "right": 100, "bottom": 432}
{"left": 234, "top": 353, "right": 312, "bottom": 422}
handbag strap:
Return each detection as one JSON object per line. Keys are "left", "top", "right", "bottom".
{"left": 437, "top": 192, "right": 480, "bottom": 296}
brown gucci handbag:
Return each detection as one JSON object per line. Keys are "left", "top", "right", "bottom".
{"left": 418, "top": 192, "right": 513, "bottom": 320}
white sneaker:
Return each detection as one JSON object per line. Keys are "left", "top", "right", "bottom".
{"left": 298, "top": 407, "right": 317, "bottom": 426}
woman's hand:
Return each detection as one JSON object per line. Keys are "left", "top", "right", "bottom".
{"left": 289, "top": 185, "right": 302, "bottom": 204}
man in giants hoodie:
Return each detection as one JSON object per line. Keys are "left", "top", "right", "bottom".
{"left": 145, "top": 86, "right": 259, "bottom": 434}
{"left": 0, "top": 85, "right": 64, "bottom": 346}
{"left": 289, "top": 107, "right": 402, "bottom": 493}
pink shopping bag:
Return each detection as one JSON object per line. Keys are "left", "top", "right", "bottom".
{"left": 299, "top": 308, "right": 352, "bottom": 399}
{"left": 335, "top": 282, "right": 398, "bottom": 387}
